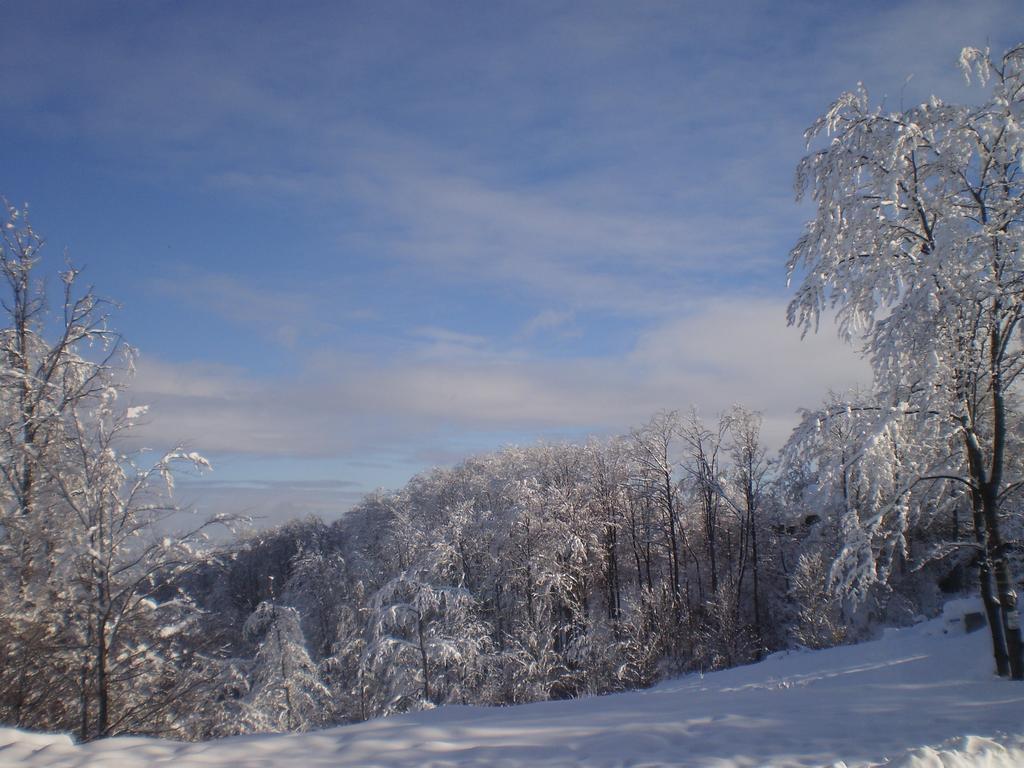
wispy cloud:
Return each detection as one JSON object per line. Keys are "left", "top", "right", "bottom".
{"left": 131, "top": 299, "right": 868, "bottom": 466}
{"left": 149, "top": 271, "right": 339, "bottom": 348}
{"left": 521, "top": 310, "right": 578, "bottom": 339}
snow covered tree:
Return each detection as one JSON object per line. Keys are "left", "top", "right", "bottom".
{"left": 59, "top": 394, "right": 220, "bottom": 740}
{"left": 630, "top": 412, "right": 686, "bottom": 614}
{"left": 0, "top": 201, "right": 228, "bottom": 738}
{"left": 585, "top": 438, "right": 631, "bottom": 624}
{"left": 281, "top": 548, "right": 349, "bottom": 660}
{"left": 788, "top": 43, "right": 1024, "bottom": 679}
{"left": 724, "top": 406, "right": 771, "bottom": 643}
{"left": 241, "top": 601, "right": 331, "bottom": 732}
{"left": 779, "top": 390, "right": 950, "bottom": 629}
{"left": 0, "top": 201, "right": 126, "bottom": 732}
{"left": 680, "top": 409, "right": 728, "bottom": 606}
{"left": 363, "top": 572, "right": 490, "bottom": 714}
{"left": 320, "top": 586, "right": 371, "bottom": 723}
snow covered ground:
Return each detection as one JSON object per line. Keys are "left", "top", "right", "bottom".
{"left": 2, "top": 614, "right": 1022, "bottom": 767}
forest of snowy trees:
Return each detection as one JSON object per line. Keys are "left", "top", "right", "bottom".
{"left": 0, "top": 43, "right": 1022, "bottom": 741}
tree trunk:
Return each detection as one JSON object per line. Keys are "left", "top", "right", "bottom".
{"left": 984, "top": 345, "right": 1024, "bottom": 681}
{"left": 664, "top": 474, "right": 680, "bottom": 600}
{"left": 751, "top": 508, "right": 762, "bottom": 638}
{"left": 972, "top": 490, "right": 1009, "bottom": 677}
{"left": 605, "top": 524, "right": 620, "bottom": 621}
{"left": 95, "top": 623, "right": 108, "bottom": 739}
{"left": 417, "top": 614, "right": 430, "bottom": 703}
{"left": 963, "top": 410, "right": 1021, "bottom": 679}
{"left": 78, "top": 653, "right": 90, "bottom": 742}
{"left": 705, "top": 486, "right": 718, "bottom": 596}
{"left": 981, "top": 488, "right": 1023, "bottom": 680}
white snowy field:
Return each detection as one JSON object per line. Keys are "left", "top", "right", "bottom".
{"left": 2, "top": 613, "right": 1023, "bottom": 767}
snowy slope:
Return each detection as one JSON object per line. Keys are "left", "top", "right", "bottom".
{"left": 2, "top": 616, "right": 1022, "bottom": 768}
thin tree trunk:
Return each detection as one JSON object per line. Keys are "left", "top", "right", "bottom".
{"left": 95, "top": 623, "right": 108, "bottom": 739}
{"left": 417, "top": 614, "right": 430, "bottom": 703}
{"left": 972, "top": 490, "right": 1009, "bottom": 676}
{"left": 665, "top": 475, "right": 680, "bottom": 600}
{"left": 751, "top": 509, "right": 762, "bottom": 637}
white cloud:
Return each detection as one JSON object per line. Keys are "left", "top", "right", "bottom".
{"left": 410, "top": 326, "right": 490, "bottom": 361}
{"left": 625, "top": 300, "right": 872, "bottom": 447}
{"left": 130, "top": 298, "right": 868, "bottom": 469}
{"left": 333, "top": 153, "right": 793, "bottom": 316}
{"left": 521, "top": 310, "right": 578, "bottom": 338}
{"left": 150, "top": 272, "right": 338, "bottom": 348}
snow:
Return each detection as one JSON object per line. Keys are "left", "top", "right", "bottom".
{"left": 2, "top": 617, "right": 1022, "bottom": 767}
{"left": 125, "top": 405, "right": 149, "bottom": 420}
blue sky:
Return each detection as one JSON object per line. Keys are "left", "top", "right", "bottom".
{"left": 2, "top": 1, "right": 1021, "bottom": 526}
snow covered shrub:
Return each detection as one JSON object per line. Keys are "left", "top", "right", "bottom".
{"left": 790, "top": 551, "right": 847, "bottom": 650}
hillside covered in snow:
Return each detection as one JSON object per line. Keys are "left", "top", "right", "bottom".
{"left": 2, "top": 610, "right": 1021, "bottom": 768}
